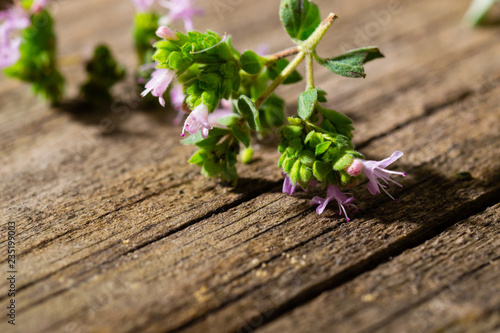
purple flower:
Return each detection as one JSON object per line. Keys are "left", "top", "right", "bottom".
{"left": 282, "top": 173, "right": 318, "bottom": 195}
{"left": 310, "top": 185, "right": 357, "bottom": 220}
{"left": 348, "top": 151, "right": 406, "bottom": 201}
{"left": 130, "top": 0, "right": 154, "bottom": 12}
{"left": 181, "top": 103, "right": 212, "bottom": 139}
{"left": 170, "top": 85, "right": 233, "bottom": 128}
{"left": 158, "top": 0, "right": 204, "bottom": 31}
{"left": 141, "top": 68, "right": 175, "bottom": 107}
{"left": 170, "top": 84, "right": 185, "bottom": 109}
{"left": 282, "top": 173, "right": 297, "bottom": 195}
{"left": 0, "top": 5, "right": 30, "bottom": 69}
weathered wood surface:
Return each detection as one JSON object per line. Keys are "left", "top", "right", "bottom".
{"left": 0, "top": 0, "right": 499, "bottom": 332}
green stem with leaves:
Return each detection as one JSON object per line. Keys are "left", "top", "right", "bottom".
{"left": 255, "top": 51, "right": 305, "bottom": 108}
{"left": 255, "top": 13, "right": 338, "bottom": 108}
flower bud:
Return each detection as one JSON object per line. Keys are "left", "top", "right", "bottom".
{"left": 346, "top": 159, "right": 363, "bottom": 176}
{"left": 156, "top": 26, "right": 179, "bottom": 41}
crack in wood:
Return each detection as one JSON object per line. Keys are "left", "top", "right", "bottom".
{"left": 170, "top": 194, "right": 286, "bottom": 267}
{"left": 7, "top": 180, "right": 283, "bottom": 311}
{"left": 357, "top": 90, "right": 473, "bottom": 150}
{"left": 357, "top": 73, "right": 500, "bottom": 150}
{"left": 359, "top": 255, "right": 500, "bottom": 333}
{"left": 16, "top": 191, "right": 162, "bottom": 258}
{"left": 163, "top": 187, "right": 500, "bottom": 333}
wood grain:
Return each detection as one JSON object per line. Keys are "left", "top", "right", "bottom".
{"left": 258, "top": 203, "right": 500, "bottom": 333}
{"left": 0, "top": 0, "right": 499, "bottom": 332}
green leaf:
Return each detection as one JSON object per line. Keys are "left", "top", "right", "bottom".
{"left": 315, "top": 141, "right": 331, "bottom": 155}
{"left": 318, "top": 106, "right": 353, "bottom": 125}
{"left": 318, "top": 106, "right": 354, "bottom": 138}
{"left": 340, "top": 171, "right": 352, "bottom": 186}
{"left": 322, "top": 146, "right": 341, "bottom": 162}
{"left": 217, "top": 41, "right": 234, "bottom": 61}
{"left": 285, "top": 147, "right": 297, "bottom": 158}
{"left": 300, "top": 165, "right": 313, "bottom": 185}
{"left": 289, "top": 137, "right": 303, "bottom": 151}
{"left": 195, "top": 135, "right": 223, "bottom": 148}
{"left": 237, "top": 96, "right": 262, "bottom": 131}
{"left": 181, "top": 128, "right": 229, "bottom": 146}
{"left": 304, "top": 131, "right": 316, "bottom": 144}
{"left": 313, "top": 161, "right": 332, "bottom": 181}
{"left": 267, "top": 59, "right": 303, "bottom": 84}
{"left": 346, "top": 150, "right": 365, "bottom": 159}
{"left": 298, "top": 88, "right": 317, "bottom": 120}
{"left": 216, "top": 114, "right": 240, "bottom": 127}
{"left": 318, "top": 47, "right": 384, "bottom": 78}
{"left": 260, "top": 95, "right": 285, "bottom": 128}
{"left": 278, "top": 142, "right": 287, "bottom": 153}
{"left": 283, "top": 125, "right": 303, "bottom": 139}
{"left": 299, "top": 150, "right": 315, "bottom": 166}
{"left": 202, "top": 159, "right": 219, "bottom": 177}
{"left": 232, "top": 124, "right": 251, "bottom": 148}
{"left": 317, "top": 88, "right": 327, "bottom": 102}
{"left": 221, "top": 79, "right": 233, "bottom": 100}
{"left": 278, "top": 153, "right": 287, "bottom": 167}
{"left": 283, "top": 157, "right": 296, "bottom": 173}
{"left": 239, "top": 50, "right": 265, "bottom": 75}
{"left": 181, "top": 131, "right": 204, "bottom": 145}
{"left": 306, "top": 132, "right": 323, "bottom": 148}
{"left": 188, "top": 150, "right": 208, "bottom": 165}
{"left": 290, "top": 159, "right": 302, "bottom": 184}
{"left": 333, "top": 154, "right": 354, "bottom": 171}
{"left": 279, "top": 0, "right": 322, "bottom": 41}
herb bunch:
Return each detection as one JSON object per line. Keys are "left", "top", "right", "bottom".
{"left": 2, "top": 0, "right": 64, "bottom": 105}
{"left": 144, "top": 0, "right": 408, "bottom": 219}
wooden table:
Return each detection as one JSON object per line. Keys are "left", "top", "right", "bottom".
{"left": 1, "top": 0, "right": 499, "bottom": 332}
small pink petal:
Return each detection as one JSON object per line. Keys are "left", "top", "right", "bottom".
{"left": 156, "top": 26, "right": 179, "bottom": 40}
{"left": 360, "top": 151, "right": 406, "bottom": 200}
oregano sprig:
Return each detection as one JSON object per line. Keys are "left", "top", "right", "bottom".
{"left": 2, "top": 0, "right": 64, "bottom": 105}
{"left": 141, "top": 0, "right": 406, "bottom": 219}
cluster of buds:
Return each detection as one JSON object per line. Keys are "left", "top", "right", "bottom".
{"left": 282, "top": 150, "right": 406, "bottom": 221}
{"left": 152, "top": 29, "right": 239, "bottom": 112}
{"left": 278, "top": 117, "right": 363, "bottom": 189}
{"left": 278, "top": 111, "right": 406, "bottom": 220}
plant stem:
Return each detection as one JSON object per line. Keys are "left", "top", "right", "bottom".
{"left": 254, "top": 13, "right": 338, "bottom": 108}
{"left": 255, "top": 51, "right": 305, "bottom": 108}
{"left": 301, "top": 13, "right": 338, "bottom": 52}
{"left": 305, "top": 54, "right": 314, "bottom": 89}
{"left": 464, "top": 0, "right": 497, "bottom": 26}
{"left": 265, "top": 46, "right": 300, "bottom": 62}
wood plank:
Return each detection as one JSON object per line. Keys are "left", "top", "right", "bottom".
{"left": 8, "top": 58, "right": 499, "bottom": 333}
{"left": 166, "top": 76, "right": 500, "bottom": 333}
{"left": 2, "top": 0, "right": 495, "bottom": 280}
{"left": 258, "top": 203, "right": 500, "bottom": 333}
{"left": 1, "top": 0, "right": 499, "bottom": 332}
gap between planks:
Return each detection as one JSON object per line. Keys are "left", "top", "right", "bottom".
{"left": 167, "top": 188, "right": 500, "bottom": 333}
{"left": 6, "top": 73, "right": 500, "bottom": 333}
{"left": 9, "top": 68, "right": 499, "bottom": 304}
